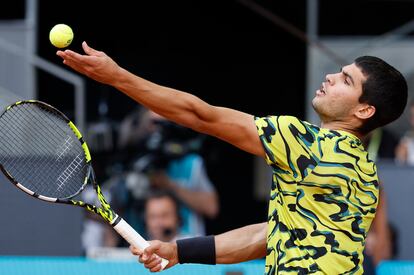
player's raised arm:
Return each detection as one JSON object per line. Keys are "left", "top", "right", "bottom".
{"left": 57, "top": 42, "right": 264, "bottom": 157}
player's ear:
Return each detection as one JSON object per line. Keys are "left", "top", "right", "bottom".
{"left": 355, "top": 104, "right": 375, "bottom": 120}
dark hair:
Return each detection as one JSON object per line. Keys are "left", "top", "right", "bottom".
{"left": 355, "top": 56, "right": 408, "bottom": 134}
{"left": 146, "top": 190, "right": 179, "bottom": 206}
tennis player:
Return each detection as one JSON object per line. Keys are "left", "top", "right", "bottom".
{"left": 57, "top": 42, "right": 407, "bottom": 274}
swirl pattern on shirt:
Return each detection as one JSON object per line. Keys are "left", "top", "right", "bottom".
{"left": 255, "top": 116, "right": 378, "bottom": 275}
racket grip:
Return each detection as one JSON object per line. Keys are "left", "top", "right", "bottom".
{"left": 113, "top": 217, "right": 169, "bottom": 270}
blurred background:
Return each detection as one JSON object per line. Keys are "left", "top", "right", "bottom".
{"left": 1, "top": 0, "right": 414, "bottom": 274}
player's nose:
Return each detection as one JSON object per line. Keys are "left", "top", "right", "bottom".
{"left": 325, "top": 74, "right": 334, "bottom": 85}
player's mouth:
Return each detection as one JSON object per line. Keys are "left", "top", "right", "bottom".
{"left": 316, "top": 83, "right": 326, "bottom": 96}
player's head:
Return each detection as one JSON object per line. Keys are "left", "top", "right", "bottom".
{"left": 355, "top": 56, "right": 407, "bottom": 133}
{"left": 144, "top": 191, "right": 181, "bottom": 242}
{"left": 312, "top": 56, "right": 407, "bottom": 135}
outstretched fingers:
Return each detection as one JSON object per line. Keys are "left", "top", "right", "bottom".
{"left": 57, "top": 48, "right": 98, "bottom": 69}
{"left": 82, "top": 41, "right": 104, "bottom": 57}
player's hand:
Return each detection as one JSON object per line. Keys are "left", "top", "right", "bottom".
{"left": 130, "top": 241, "right": 179, "bottom": 272}
{"left": 56, "top": 41, "right": 121, "bottom": 86}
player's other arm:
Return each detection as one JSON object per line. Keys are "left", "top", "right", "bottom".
{"left": 214, "top": 222, "right": 268, "bottom": 263}
{"left": 130, "top": 222, "right": 267, "bottom": 272}
{"left": 57, "top": 42, "right": 264, "bottom": 157}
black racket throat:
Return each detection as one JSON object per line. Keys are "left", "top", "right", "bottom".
{"left": 111, "top": 215, "right": 122, "bottom": 227}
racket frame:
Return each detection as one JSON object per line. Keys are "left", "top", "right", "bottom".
{"left": 0, "top": 100, "right": 168, "bottom": 269}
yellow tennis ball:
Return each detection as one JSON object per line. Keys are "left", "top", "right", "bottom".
{"left": 49, "top": 24, "right": 74, "bottom": 48}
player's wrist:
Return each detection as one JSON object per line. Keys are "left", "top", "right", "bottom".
{"left": 170, "top": 242, "right": 179, "bottom": 266}
{"left": 111, "top": 66, "right": 128, "bottom": 87}
{"left": 176, "top": 235, "right": 216, "bottom": 265}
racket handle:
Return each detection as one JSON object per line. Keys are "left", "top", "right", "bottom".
{"left": 113, "top": 217, "right": 169, "bottom": 270}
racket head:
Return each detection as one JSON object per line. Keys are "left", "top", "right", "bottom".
{"left": 0, "top": 100, "right": 91, "bottom": 201}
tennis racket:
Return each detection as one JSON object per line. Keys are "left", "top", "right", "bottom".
{"left": 0, "top": 100, "right": 168, "bottom": 269}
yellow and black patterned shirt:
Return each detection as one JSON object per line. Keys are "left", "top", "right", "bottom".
{"left": 255, "top": 116, "right": 378, "bottom": 275}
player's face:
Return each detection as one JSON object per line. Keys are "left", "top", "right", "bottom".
{"left": 312, "top": 63, "right": 367, "bottom": 122}
{"left": 145, "top": 197, "right": 179, "bottom": 242}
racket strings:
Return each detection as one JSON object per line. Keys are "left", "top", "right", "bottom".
{"left": 0, "top": 111, "right": 63, "bottom": 185}
{"left": 0, "top": 105, "right": 74, "bottom": 194}
{"left": 0, "top": 104, "right": 86, "bottom": 197}
{"left": 0, "top": 106, "right": 67, "bottom": 170}
{"left": 2, "top": 107, "right": 62, "bottom": 156}
{"left": 1, "top": 105, "right": 73, "bottom": 160}
{"left": 0, "top": 103, "right": 88, "bottom": 198}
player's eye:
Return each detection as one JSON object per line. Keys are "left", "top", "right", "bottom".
{"left": 344, "top": 78, "right": 350, "bottom": 85}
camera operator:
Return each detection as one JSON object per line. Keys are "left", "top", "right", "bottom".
{"left": 109, "top": 108, "right": 219, "bottom": 243}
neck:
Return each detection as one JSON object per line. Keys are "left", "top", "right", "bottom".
{"left": 320, "top": 120, "right": 364, "bottom": 140}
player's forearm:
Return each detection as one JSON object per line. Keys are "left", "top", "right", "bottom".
{"left": 112, "top": 67, "right": 264, "bottom": 157}
{"left": 112, "top": 67, "right": 212, "bottom": 132}
{"left": 131, "top": 222, "right": 267, "bottom": 269}
{"left": 171, "top": 185, "right": 219, "bottom": 218}
{"left": 112, "top": 68, "right": 262, "bottom": 156}
{"left": 214, "top": 222, "right": 267, "bottom": 264}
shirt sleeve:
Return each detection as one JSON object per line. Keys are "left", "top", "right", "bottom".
{"left": 255, "top": 115, "right": 322, "bottom": 180}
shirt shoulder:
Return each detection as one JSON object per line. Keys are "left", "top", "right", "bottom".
{"left": 255, "top": 116, "right": 323, "bottom": 177}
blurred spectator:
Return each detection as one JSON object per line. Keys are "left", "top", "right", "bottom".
{"left": 396, "top": 99, "right": 414, "bottom": 165}
{"left": 107, "top": 108, "right": 219, "bottom": 245}
{"left": 145, "top": 191, "right": 189, "bottom": 242}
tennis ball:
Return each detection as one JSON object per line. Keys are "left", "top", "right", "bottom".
{"left": 49, "top": 24, "right": 74, "bottom": 48}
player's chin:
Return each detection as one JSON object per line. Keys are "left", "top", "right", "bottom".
{"left": 312, "top": 101, "right": 330, "bottom": 119}
{"left": 311, "top": 98, "right": 321, "bottom": 110}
